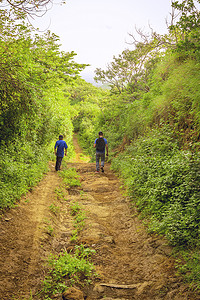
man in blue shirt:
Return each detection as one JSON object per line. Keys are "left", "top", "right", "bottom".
{"left": 54, "top": 135, "right": 68, "bottom": 171}
{"left": 94, "top": 131, "right": 108, "bottom": 173}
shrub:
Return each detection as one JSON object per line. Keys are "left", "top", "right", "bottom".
{"left": 111, "top": 125, "right": 200, "bottom": 248}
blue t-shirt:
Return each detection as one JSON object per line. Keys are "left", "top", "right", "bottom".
{"left": 94, "top": 138, "right": 107, "bottom": 153}
{"left": 55, "top": 140, "right": 68, "bottom": 157}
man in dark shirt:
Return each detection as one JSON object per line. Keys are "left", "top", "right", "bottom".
{"left": 54, "top": 135, "right": 68, "bottom": 171}
{"left": 94, "top": 131, "right": 108, "bottom": 173}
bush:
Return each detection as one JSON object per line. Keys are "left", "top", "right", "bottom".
{"left": 111, "top": 125, "right": 200, "bottom": 248}
{"left": 0, "top": 143, "right": 50, "bottom": 209}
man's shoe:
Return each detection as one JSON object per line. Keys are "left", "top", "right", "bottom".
{"left": 101, "top": 167, "right": 104, "bottom": 173}
{"left": 95, "top": 170, "right": 99, "bottom": 173}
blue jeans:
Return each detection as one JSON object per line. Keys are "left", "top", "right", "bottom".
{"left": 96, "top": 152, "right": 105, "bottom": 171}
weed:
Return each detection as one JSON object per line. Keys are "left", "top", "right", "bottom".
{"left": 55, "top": 187, "right": 64, "bottom": 198}
{"left": 59, "top": 166, "right": 86, "bottom": 241}
{"left": 59, "top": 168, "right": 81, "bottom": 188}
{"left": 43, "top": 217, "right": 51, "bottom": 224}
{"left": 40, "top": 245, "right": 96, "bottom": 297}
{"left": 55, "top": 186, "right": 68, "bottom": 201}
{"left": 69, "top": 201, "right": 86, "bottom": 241}
{"left": 71, "top": 206, "right": 86, "bottom": 241}
{"left": 175, "top": 250, "right": 200, "bottom": 290}
{"left": 70, "top": 229, "right": 79, "bottom": 242}
{"left": 49, "top": 203, "right": 60, "bottom": 215}
{"left": 74, "top": 244, "right": 96, "bottom": 258}
{"left": 46, "top": 225, "right": 54, "bottom": 236}
{"left": 80, "top": 190, "right": 85, "bottom": 196}
{"left": 70, "top": 201, "right": 81, "bottom": 216}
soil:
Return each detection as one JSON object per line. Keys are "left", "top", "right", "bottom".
{"left": 0, "top": 136, "right": 199, "bottom": 300}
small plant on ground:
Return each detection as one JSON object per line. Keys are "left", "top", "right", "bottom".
{"left": 40, "top": 245, "right": 96, "bottom": 298}
{"left": 49, "top": 203, "right": 60, "bottom": 215}
{"left": 70, "top": 201, "right": 82, "bottom": 216}
{"left": 175, "top": 250, "right": 200, "bottom": 290}
{"left": 70, "top": 201, "right": 86, "bottom": 241}
{"left": 54, "top": 186, "right": 68, "bottom": 201}
{"left": 59, "top": 167, "right": 81, "bottom": 188}
{"left": 55, "top": 186, "right": 69, "bottom": 202}
{"left": 46, "top": 225, "right": 54, "bottom": 236}
{"left": 43, "top": 219, "right": 55, "bottom": 236}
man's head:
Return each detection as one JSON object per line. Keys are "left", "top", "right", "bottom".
{"left": 99, "top": 131, "right": 103, "bottom": 137}
{"left": 59, "top": 135, "right": 63, "bottom": 140}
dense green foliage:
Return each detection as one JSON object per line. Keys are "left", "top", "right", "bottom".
{"left": 111, "top": 126, "right": 200, "bottom": 248}
{"left": 0, "top": 11, "right": 85, "bottom": 209}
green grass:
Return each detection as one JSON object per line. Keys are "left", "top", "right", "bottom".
{"left": 0, "top": 145, "right": 50, "bottom": 209}
{"left": 70, "top": 201, "right": 86, "bottom": 242}
{"left": 49, "top": 203, "right": 60, "bottom": 215}
{"left": 59, "top": 167, "right": 81, "bottom": 188}
{"left": 175, "top": 250, "right": 200, "bottom": 290}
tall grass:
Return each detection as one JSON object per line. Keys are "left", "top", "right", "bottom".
{"left": 0, "top": 142, "right": 50, "bottom": 209}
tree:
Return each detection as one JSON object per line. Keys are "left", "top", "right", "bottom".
{"left": 170, "top": 0, "right": 200, "bottom": 32}
{"left": 169, "top": 0, "right": 200, "bottom": 56}
{"left": 0, "top": 0, "right": 64, "bottom": 17}
{"left": 0, "top": 16, "right": 86, "bottom": 144}
{"left": 94, "top": 42, "right": 160, "bottom": 97}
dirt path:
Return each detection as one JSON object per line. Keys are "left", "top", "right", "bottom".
{"left": 0, "top": 136, "right": 199, "bottom": 299}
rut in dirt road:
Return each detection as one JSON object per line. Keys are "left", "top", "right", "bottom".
{"left": 0, "top": 136, "right": 199, "bottom": 300}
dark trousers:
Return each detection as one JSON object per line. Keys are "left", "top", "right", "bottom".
{"left": 55, "top": 156, "right": 63, "bottom": 171}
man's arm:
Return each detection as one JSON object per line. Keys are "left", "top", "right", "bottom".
{"left": 94, "top": 139, "right": 96, "bottom": 148}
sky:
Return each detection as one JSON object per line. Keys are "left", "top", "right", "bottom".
{"left": 32, "top": 0, "right": 172, "bottom": 84}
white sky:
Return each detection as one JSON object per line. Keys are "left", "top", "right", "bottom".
{"left": 33, "top": 0, "right": 172, "bottom": 83}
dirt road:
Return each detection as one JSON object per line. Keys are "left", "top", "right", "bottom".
{"left": 0, "top": 136, "right": 199, "bottom": 299}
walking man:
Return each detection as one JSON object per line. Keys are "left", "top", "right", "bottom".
{"left": 94, "top": 131, "right": 108, "bottom": 173}
{"left": 54, "top": 135, "right": 68, "bottom": 171}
